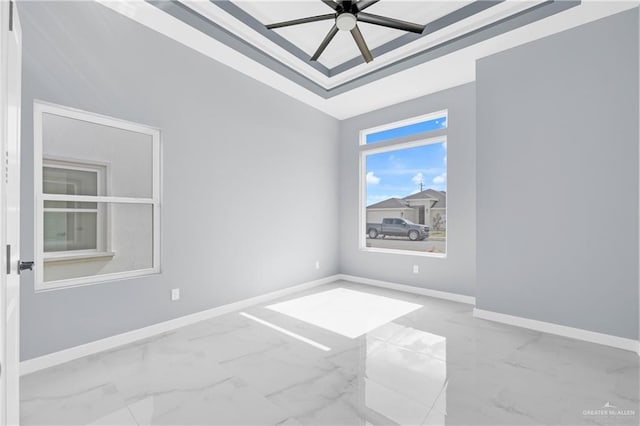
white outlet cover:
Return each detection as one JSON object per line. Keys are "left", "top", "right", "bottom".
{"left": 413, "top": 265, "right": 419, "bottom": 274}
{"left": 171, "top": 288, "right": 180, "bottom": 301}
{"left": 315, "top": 261, "right": 320, "bottom": 270}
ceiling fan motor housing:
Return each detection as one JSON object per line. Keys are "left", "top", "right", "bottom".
{"left": 336, "top": 13, "right": 357, "bottom": 31}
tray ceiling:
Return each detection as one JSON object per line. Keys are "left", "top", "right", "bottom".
{"left": 150, "top": 0, "right": 580, "bottom": 95}
{"left": 101, "top": 1, "right": 638, "bottom": 118}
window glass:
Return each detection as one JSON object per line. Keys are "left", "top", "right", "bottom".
{"left": 361, "top": 110, "right": 447, "bottom": 256}
{"left": 44, "top": 211, "right": 97, "bottom": 252}
{"left": 42, "top": 112, "right": 154, "bottom": 198}
{"left": 365, "top": 115, "right": 447, "bottom": 144}
{"left": 36, "top": 103, "right": 160, "bottom": 290}
{"left": 364, "top": 141, "right": 447, "bottom": 255}
{"left": 43, "top": 203, "right": 154, "bottom": 283}
{"left": 43, "top": 166, "right": 98, "bottom": 196}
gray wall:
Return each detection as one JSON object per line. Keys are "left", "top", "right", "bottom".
{"left": 19, "top": 1, "right": 340, "bottom": 360}
{"left": 339, "top": 83, "right": 477, "bottom": 297}
{"left": 476, "top": 9, "right": 639, "bottom": 340}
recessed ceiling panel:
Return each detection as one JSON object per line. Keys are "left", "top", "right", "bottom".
{"left": 236, "top": 0, "right": 475, "bottom": 68}
{"left": 152, "top": 0, "right": 582, "bottom": 97}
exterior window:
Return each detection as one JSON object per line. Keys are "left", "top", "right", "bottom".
{"left": 360, "top": 111, "right": 447, "bottom": 256}
{"left": 34, "top": 102, "right": 161, "bottom": 290}
{"left": 43, "top": 160, "right": 107, "bottom": 257}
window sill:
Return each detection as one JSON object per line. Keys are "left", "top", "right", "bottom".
{"left": 359, "top": 247, "right": 447, "bottom": 258}
{"left": 35, "top": 267, "right": 160, "bottom": 292}
{"left": 43, "top": 251, "right": 116, "bottom": 263}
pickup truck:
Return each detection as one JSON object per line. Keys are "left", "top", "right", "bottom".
{"left": 366, "top": 218, "right": 429, "bottom": 241}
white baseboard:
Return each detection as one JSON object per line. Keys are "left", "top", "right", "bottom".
{"left": 20, "top": 273, "right": 640, "bottom": 374}
{"left": 337, "top": 274, "right": 476, "bottom": 305}
{"left": 20, "top": 274, "right": 339, "bottom": 376}
{"left": 473, "top": 308, "right": 639, "bottom": 353}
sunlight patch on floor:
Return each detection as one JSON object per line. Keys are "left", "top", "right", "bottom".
{"left": 239, "top": 312, "right": 331, "bottom": 351}
{"left": 266, "top": 288, "right": 422, "bottom": 338}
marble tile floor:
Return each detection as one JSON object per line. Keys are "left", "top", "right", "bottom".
{"left": 20, "top": 281, "right": 639, "bottom": 425}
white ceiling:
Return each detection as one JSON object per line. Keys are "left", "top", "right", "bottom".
{"left": 99, "top": 1, "right": 639, "bottom": 119}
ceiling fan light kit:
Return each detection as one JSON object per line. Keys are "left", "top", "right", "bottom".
{"left": 265, "top": 0, "right": 426, "bottom": 64}
{"left": 336, "top": 13, "right": 357, "bottom": 31}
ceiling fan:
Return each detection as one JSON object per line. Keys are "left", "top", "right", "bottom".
{"left": 265, "top": 0, "right": 426, "bottom": 64}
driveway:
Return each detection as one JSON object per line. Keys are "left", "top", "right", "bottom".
{"left": 366, "top": 236, "right": 446, "bottom": 254}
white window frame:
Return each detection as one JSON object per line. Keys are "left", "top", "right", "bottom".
{"left": 42, "top": 158, "right": 109, "bottom": 261}
{"left": 34, "top": 101, "right": 161, "bottom": 291}
{"left": 359, "top": 110, "right": 448, "bottom": 258}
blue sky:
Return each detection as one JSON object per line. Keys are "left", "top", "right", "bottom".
{"left": 365, "top": 141, "right": 447, "bottom": 206}
{"left": 365, "top": 116, "right": 446, "bottom": 144}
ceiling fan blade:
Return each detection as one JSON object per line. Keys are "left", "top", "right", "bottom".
{"left": 350, "top": 25, "right": 373, "bottom": 63}
{"left": 311, "top": 24, "right": 339, "bottom": 61}
{"left": 357, "top": 12, "right": 425, "bottom": 34}
{"left": 266, "top": 13, "right": 336, "bottom": 30}
{"left": 355, "top": 0, "right": 380, "bottom": 12}
{"left": 320, "top": 0, "right": 341, "bottom": 11}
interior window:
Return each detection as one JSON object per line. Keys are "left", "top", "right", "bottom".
{"left": 34, "top": 102, "right": 161, "bottom": 290}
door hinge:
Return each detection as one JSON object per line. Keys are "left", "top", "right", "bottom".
{"left": 8, "top": 1, "right": 13, "bottom": 32}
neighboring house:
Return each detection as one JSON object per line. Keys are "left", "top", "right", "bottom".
{"left": 365, "top": 198, "right": 417, "bottom": 224}
{"left": 367, "top": 189, "right": 447, "bottom": 230}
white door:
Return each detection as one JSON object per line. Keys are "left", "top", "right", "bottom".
{"left": 1, "top": 1, "right": 22, "bottom": 424}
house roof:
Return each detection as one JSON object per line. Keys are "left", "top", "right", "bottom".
{"left": 367, "top": 198, "right": 412, "bottom": 210}
{"left": 368, "top": 189, "right": 447, "bottom": 210}
{"left": 403, "top": 189, "right": 447, "bottom": 208}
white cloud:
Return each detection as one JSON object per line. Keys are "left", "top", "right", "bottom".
{"left": 433, "top": 172, "right": 447, "bottom": 185}
{"left": 366, "top": 171, "right": 380, "bottom": 185}
{"left": 411, "top": 172, "right": 424, "bottom": 185}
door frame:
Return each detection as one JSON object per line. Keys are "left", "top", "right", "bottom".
{"left": 1, "top": 1, "right": 22, "bottom": 424}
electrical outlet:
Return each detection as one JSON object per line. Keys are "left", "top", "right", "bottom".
{"left": 315, "top": 261, "right": 320, "bottom": 270}
{"left": 413, "top": 265, "right": 419, "bottom": 274}
{"left": 171, "top": 288, "right": 180, "bottom": 301}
